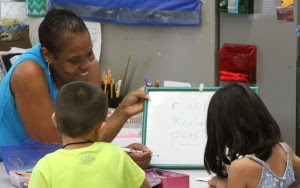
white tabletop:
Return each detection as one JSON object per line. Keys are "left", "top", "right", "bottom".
{"left": 0, "top": 162, "right": 211, "bottom": 188}
{"left": 0, "top": 162, "right": 14, "bottom": 188}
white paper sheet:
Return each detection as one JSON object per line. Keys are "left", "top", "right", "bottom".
{"left": 84, "top": 21, "right": 101, "bottom": 61}
{"left": 28, "top": 18, "right": 44, "bottom": 46}
{"left": 195, "top": 176, "right": 212, "bottom": 182}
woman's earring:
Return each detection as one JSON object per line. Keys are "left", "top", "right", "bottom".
{"left": 47, "top": 61, "right": 51, "bottom": 76}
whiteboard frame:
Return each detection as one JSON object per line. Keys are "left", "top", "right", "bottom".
{"left": 142, "top": 86, "right": 260, "bottom": 169}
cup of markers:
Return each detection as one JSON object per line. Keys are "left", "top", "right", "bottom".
{"left": 108, "top": 96, "right": 123, "bottom": 108}
{"left": 101, "top": 70, "right": 123, "bottom": 108}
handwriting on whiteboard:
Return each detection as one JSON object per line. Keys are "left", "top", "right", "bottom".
{"left": 171, "top": 99, "right": 208, "bottom": 147}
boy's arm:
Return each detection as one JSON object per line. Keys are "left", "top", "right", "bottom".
{"left": 140, "top": 176, "right": 151, "bottom": 188}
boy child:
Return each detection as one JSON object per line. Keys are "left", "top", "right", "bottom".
{"left": 29, "top": 81, "right": 151, "bottom": 188}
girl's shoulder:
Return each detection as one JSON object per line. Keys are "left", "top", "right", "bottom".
{"left": 280, "top": 142, "right": 300, "bottom": 178}
{"left": 279, "top": 142, "right": 294, "bottom": 156}
{"left": 228, "top": 157, "right": 263, "bottom": 187}
{"left": 278, "top": 142, "right": 298, "bottom": 164}
{"left": 230, "top": 157, "right": 263, "bottom": 174}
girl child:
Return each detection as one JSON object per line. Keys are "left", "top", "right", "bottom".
{"left": 204, "top": 83, "right": 300, "bottom": 188}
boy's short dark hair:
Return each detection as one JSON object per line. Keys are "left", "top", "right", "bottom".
{"left": 55, "top": 81, "right": 108, "bottom": 138}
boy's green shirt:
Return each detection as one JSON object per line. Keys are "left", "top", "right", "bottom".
{"left": 29, "top": 142, "right": 145, "bottom": 188}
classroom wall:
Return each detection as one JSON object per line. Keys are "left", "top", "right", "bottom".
{"left": 100, "top": 0, "right": 218, "bottom": 94}
{"left": 220, "top": 0, "right": 298, "bottom": 150}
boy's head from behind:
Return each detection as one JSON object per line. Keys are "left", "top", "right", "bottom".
{"left": 204, "top": 83, "right": 281, "bottom": 177}
{"left": 54, "top": 81, "right": 108, "bottom": 138}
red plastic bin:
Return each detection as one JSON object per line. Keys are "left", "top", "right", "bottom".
{"left": 219, "top": 43, "right": 257, "bottom": 84}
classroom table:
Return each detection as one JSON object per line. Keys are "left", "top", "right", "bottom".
{"left": 0, "top": 162, "right": 211, "bottom": 188}
{"left": 0, "top": 162, "right": 12, "bottom": 188}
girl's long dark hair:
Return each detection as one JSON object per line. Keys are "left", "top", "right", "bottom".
{"left": 204, "top": 83, "right": 281, "bottom": 178}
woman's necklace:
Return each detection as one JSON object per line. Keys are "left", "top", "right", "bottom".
{"left": 63, "top": 140, "right": 94, "bottom": 149}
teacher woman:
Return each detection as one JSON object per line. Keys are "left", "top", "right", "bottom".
{"left": 0, "top": 9, "right": 154, "bottom": 168}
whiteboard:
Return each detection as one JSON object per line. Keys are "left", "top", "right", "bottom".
{"left": 142, "top": 86, "right": 259, "bottom": 169}
{"left": 142, "top": 87, "right": 218, "bottom": 169}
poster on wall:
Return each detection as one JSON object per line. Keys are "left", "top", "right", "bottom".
{"left": 49, "top": 0, "right": 202, "bottom": 26}
{"left": 276, "top": 5, "right": 294, "bottom": 23}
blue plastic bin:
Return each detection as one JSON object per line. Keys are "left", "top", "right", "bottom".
{"left": 1, "top": 139, "right": 62, "bottom": 174}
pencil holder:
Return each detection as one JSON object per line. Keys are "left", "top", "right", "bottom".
{"left": 219, "top": 43, "right": 256, "bottom": 84}
{"left": 108, "top": 97, "right": 123, "bottom": 108}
